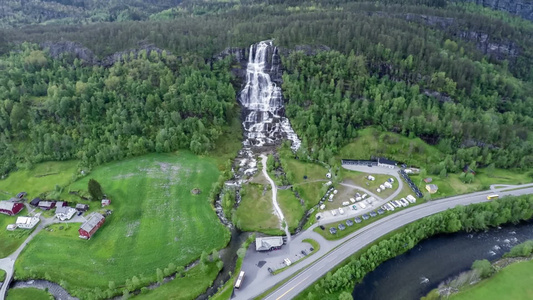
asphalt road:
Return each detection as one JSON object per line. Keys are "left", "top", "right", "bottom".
{"left": 260, "top": 184, "right": 533, "bottom": 300}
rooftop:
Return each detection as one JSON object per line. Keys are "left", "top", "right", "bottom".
{"left": 378, "top": 157, "right": 396, "bottom": 165}
{"left": 0, "top": 201, "right": 17, "bottom": 210}
{"left": 256, "top": 236, "right": 284, "bottom": 251}
{"left": 80, "top": 213, "right": 105, "bottom": 233}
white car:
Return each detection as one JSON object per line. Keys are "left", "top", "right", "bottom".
{"left": 359, "top": 202, "right": 367, "bottom": 209}
{"left": 362, "top": 194, "right": 368, "bottom": 199}
{"left": 338, "top": 208, "right": 345, "bottom": 215}
{"left": 331, "top": 210, "right": 337, "bottom": 216}
{"left": 342, "top": 201, "right": 350, "bottom": 206}
{"left": 350, "top": 198, "right": 356, "bottom": 203}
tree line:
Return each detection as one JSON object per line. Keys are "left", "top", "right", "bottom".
{"left": 0, "top": 43, "right": 236, "bottom": 175}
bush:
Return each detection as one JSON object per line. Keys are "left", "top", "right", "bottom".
{"left": 471, "top": 259, "right": 494, "bottom": 279}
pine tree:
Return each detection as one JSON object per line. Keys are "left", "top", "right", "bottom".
{"left": 88, "top": 179, "right": 104, "bottom": 201}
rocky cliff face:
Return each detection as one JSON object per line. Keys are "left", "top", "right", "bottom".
{"left": 460, "top": 0, "right": 533, "bottom": 21}
{"left": 40, "top": 41, "right": 166, "bottom": 67}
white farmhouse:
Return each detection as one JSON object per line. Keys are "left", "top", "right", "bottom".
{"left": 55, "top": 206, "right": 77, "bottom": 221}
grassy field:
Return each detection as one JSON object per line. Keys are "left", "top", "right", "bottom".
{"left": 278, "top": 189, "right": 306, "bottom": 232}
{"left": 133, "top": 262, "right": 221, "bottom": 300}
{"left": 279, "top": 146, "right": 329, "bottom": 210}
{"left": 337, "top": 127, "right": 444, "bottom": 167}
{"left": 0, "top": 268, "right": 5, "bottom": 281}
{"left": 15, "top": 152, "right": 230, "bottom": 297}
{"left": 233, "top": 183, "right": 283, "bottom": 235}
{"left": 0, "top": 208, "right": 33, "bottom": 258}
{"left": 338, "top": 168, "right": 397, "bottom": 198}
{"left": 6, "top": 288, "right": 52, "bottom": 300}
{"left": 451, "top": 260, "right": 533, "bottom": 300}
{"left": 0, "top": 160, "right": 79, "bottom": 199}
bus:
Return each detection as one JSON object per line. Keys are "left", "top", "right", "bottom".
{"left": 235, "top": 271, "right": 245, "bottom": 289}
{"left": 487, "top": 194, "right": 499, "bottom": 200}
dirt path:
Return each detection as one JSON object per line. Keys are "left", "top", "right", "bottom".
{"left": 260, "top": 154, "right": 291, "bottom": 242}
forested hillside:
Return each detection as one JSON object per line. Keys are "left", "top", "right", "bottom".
{"left": 0, "top": 44, "right": 235, "bottom": 174}
{"left": 0, "top": 0, "right": 532, "bottom": 174}
{"left": 0, "top": 0, "right": 183, "bottom": 28}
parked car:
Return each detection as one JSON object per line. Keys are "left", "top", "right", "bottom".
{"left": 346, "top": 219, "right": 354, "bottom": 226}
{"left": 354, "top": 217, "right": 362, "bottom": 223}
{"left": 377, "top": 208, "right": 385, "bottom": 215}
{"left": 338, "top": 223, "right": 346, "bottom": 231}
{"left": 268, "top": 267, "right": 273, "bottom": 274}
{"left": 320, "top": 225, "right": 326, "bottom": 230}
{"left": 362, "top": 214, "right": 370, "bottom": 220}
{"left": 338, "top": 207, "right": 345, "bottom": 215}
{"left": 329, "top": 227, "right": 337, "bottom": 234}
{"left": 369, "top": 211, "right": 377, "bottom": 217}
{"left": 301, "top": 250, "right": 307, "bottom": 256}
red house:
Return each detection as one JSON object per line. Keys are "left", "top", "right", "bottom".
{"left": 0, "top": 201, "right": 24, "bottom": 216}
{"left": 78, "top": 213, "right": 106, "bottom": 239}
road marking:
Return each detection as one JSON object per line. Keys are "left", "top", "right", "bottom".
{"left": 276, "top": 275, "right": 311, "bottom": 300}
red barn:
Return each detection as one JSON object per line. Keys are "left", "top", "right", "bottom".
{"left": 79, "top": 213, "right": 106, "bottom": 239}
{"left": 0, "top": 201, "right": 24, "bottom": 216}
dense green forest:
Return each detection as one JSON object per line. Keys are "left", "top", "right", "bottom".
{"left": 0, "top": 44, "right": 235, "bottom": 174}
{"left": 0, "top": 0, "right": 532, "bottom": 174}
{"left": 0, "top": 0, "right": 184, "bottom": 28}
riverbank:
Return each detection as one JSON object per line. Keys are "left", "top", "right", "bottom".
{"left": 423, "top": 239, "right": 533, "bottom": 300}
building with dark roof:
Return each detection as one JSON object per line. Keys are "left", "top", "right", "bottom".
{"left": 75, "top": 203, "right": 89, "bottom": 212}
{"left": 79, "top": 213, "right": 105, "bottom": 239}
{"left": 30, "top": 198, "right": 41, "bottom": 207}
{"left": 0, "top": 201, "right": 24, "bottom": 216}
{"left": 38, "top": 201, "right": 56, "bottom": 210}
{"left": 377, "top": 157, "right": 396, "bottom": 168}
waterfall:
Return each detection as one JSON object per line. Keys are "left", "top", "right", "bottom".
{"left": 240, "top": 40, "right": 301, "bottom": 150}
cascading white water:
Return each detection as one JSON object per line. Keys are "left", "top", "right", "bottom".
{"left": 240, "top": 40, "right": 301, "bottom": 150}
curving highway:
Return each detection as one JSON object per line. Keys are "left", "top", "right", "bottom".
{"left": 245, "top": 184, "right": 533, "bottom": 300}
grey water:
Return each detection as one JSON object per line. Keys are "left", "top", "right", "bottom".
{"left": 352, "top": 221, "right": 533, "bottom": 300}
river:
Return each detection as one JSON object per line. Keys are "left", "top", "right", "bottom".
{"left": 352, "top": 221, "right": 533, "bottom": 300}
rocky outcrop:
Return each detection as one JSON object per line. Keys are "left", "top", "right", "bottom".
{"left": 40, "top": 41, "right": 166, "bottom": 67}
{"left": 460, "top": 0, "right": 533, "bottom": 22}
{"left": 457, "top": 31, "right": 520, "bottom": 59}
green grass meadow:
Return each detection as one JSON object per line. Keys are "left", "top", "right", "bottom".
{"left": 6, "top": 288, "right": 52, "bottom": 300}
{"left": 132, "top": 262, "right": 221, "bottom": 300}
{"left": 337, "top": 127, "right": 444, "bottom": 167}
{"left": 451, "top": 260, "right": 533, "bottom": 300}
{"left": 14, "top": 152, "right": 230, "bottom": 296}
{"left": 278, "top": 189, "right": 306, "bottom": 231}
{"left": 233, "top": 183, "right": 283, "bottom": 235}
{"left": 0, "top": 208, "right": 32, "bottom": 258}
{"left": 0, "top": 160, "right": 78, "bottom": 198}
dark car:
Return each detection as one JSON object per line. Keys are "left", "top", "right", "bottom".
{"left": 77, "top": 211, "right": 83, "bottom": 216}
{"left": 301, "top": 250, "right": 307, "bottom": 256}
{"left": 320, "top": 225, "right": 326, "bottom": 230}
{"left": 316, "top": 215, "right": 321, "bottom": 220}
{"left": 377, "top": 208, "right": 385, "bottom": 215}
{"left": 268, "top": 267, "right": 273, "bottom": 274}
{"left": 329, "top": 227, "right": 337, "bottom": 234}
{"left": 369, "top": 211, "right": 377, "bottom": 217}
{"left": 362, "top": 214, "right": 370, "bottom": 220}
{"left": 346, "top": 219, "right": 354, "bottom": 226}
{"left": 338, "top": 224, "right": 346, "bottom": 231}
{"left": 354, "top": 217, "right": 362, "bottom": 223}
